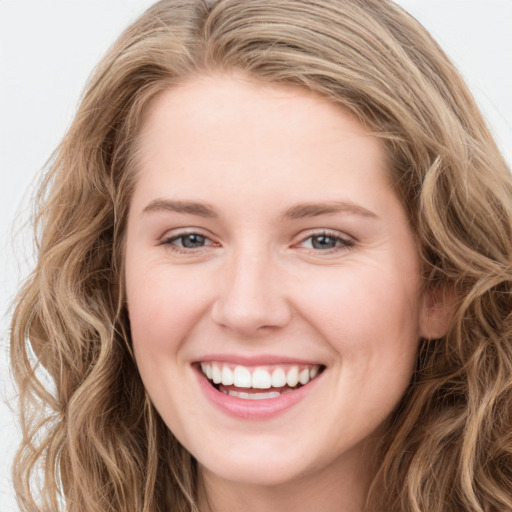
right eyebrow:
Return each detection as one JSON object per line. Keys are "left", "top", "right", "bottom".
{"left": 142, "top": 199, "right": 218, "bottom": 218}
{"left": 282, "top": 200, "right": 378, "bottom": 220}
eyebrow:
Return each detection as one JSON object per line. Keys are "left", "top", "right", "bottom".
{"left": 142, "top": 199, "right": 218, "bottom": 218}
{"left": 141, "top": 198, "right": 377, "bottom": 220}
{"left": 283, "top": 201, "right": 378, "bottom": 219}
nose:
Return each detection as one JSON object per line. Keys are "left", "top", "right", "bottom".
{"left": 210, "top": 248, "right": 292, "bottom": 336}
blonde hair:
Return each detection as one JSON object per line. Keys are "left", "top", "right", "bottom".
{"left": 10, "top": 1, "right": 512, "bottom": 511}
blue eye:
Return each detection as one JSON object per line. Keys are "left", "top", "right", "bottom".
{"left": 310, "top": 234, "right": 339, "bottom": 249}
{"left": 178, "top": 234, "right": 206, "bottom": 248}
{"left": 300, "top": 233, "right": 354, "bottom": 251}
{"left": 164, "top": 233, "right": 209, "bottom": 249}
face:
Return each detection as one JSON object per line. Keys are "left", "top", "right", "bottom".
{"left": 125, "top": 74, "right": 433, "bottom": 491}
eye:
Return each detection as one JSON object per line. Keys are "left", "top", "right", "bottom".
{"left": 173, "top": 233, "right": 207, "bottom": 249}
{"left": 298, "top": 232, "right": 355, "bottom": 251}
{"left": 161, "top": 231, "right": 217, "bottom": 252}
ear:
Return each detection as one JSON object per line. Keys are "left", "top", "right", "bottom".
{"left": 419, "top": 284, "right": 457, "bottom": 339}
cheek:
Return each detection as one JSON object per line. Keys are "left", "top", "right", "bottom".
{"left": 297, "top": 266, "right": 421, "bottom": 431}
{"left": 125, "top": 264, "right": 210, "bottom": 431}
{"left": 126, "top": 261, "right": 213, "bottom": 360}
{"left": 294, "top": 261, "right": 422, "bottom": 360}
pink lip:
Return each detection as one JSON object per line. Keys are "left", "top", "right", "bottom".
{"left": 194, "top": 353, "right": 323, "bottom": 366}
{"left": 193, "top": 364, "right": 323, "bottom": 420}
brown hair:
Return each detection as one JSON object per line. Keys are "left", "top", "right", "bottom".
{"left": 10, "top": 1, "right": 512, "bottom": 511}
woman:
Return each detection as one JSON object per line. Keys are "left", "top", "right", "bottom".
{"left": 10, "top": 1, "right": 512, "bottom": 511}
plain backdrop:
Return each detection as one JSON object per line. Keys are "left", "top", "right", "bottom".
{"left": 1, "top": 1, "right": 511, "bottom": 510}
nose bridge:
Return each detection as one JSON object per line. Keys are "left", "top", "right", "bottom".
{"left": 211, "top": 241, "right": 290, "bottom": 335}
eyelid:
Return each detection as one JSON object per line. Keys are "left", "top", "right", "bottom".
{"left": 159, "top": 228, "right": 219, "bottom": 250}
{"left": 294, "top": 229, "right": 356, "bottom": 252}
{"left": 158, "top": 227, "right": 355, "bottom": 255}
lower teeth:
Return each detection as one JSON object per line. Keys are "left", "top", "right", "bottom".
{"left": 215, "top": 382, "right": 299, "bottom": 400}
{"left": 221, "top": 389, "right": 290, "bottom": 400}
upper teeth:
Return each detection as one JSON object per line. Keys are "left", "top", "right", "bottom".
{"left": 200, "top": 362, "right": 321, "bottom": 389}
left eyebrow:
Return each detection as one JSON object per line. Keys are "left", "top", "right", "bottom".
{"left": 142, "top": 199, "right": 218, "bottom": 218}
{"left": 282, "top": 200, "right": 378, "bottom": 220}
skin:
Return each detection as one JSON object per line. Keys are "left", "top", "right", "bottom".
{"left": 124, "top": 73, "right": 445, "bottom": 512}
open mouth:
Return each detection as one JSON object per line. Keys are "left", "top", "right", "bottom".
{"left": 198, "top": 362, "right": 325, "bottom": 400}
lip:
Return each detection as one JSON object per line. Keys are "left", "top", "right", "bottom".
{"left": 193, "top": 359, "right": 324, "bottom": 420}
{"left": 195, "top": 353, "right": 323, "bottom": 366}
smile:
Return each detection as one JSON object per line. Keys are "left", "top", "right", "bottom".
{"left": 199, "top": 362, "right": 324, "bottom": 400}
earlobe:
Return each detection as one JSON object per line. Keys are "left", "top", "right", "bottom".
{"left": 419, "top": 284, "right": 457, "bottom": 340}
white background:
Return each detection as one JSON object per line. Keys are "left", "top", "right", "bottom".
{"left": 1, "top": 1, "right": 511, "bottom": 510}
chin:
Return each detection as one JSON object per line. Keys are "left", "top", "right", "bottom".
{"left": 200, "top": 457, "right": 309, "bottom": 488}
{"left": 194, "top": 435, "right": 336, "bottom": 489}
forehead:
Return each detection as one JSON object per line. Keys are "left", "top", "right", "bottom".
{"left": 139, "top": 73, "right": 382, "bottom": 161}
{"left": 134, "top": 73, "right": 390, "bottom": 196}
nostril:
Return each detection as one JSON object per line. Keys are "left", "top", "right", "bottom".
{"left": 210, "top": 297, "right": 292, "bottom": 335}
{"left": 210, "top": 264, "right": 292, "bottom": 335}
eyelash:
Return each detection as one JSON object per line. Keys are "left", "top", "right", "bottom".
{"left": 160, "top": 231, "right": 216, "bottom": 254}
{"left": 296, "top": 231, "right": 356, "bottom": 253}
{"left": 160, "top": 229, "right": 356, "bottom": 255}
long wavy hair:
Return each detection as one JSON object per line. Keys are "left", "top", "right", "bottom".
{"left": 10, "top": 1, "right": 512, "bottom": 511}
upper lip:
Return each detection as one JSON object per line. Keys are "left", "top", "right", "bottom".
{"left": 193, "top": 353, "right": 325, "bottom": 366}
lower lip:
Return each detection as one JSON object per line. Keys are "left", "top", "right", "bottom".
{"left": 194, "top": 367, "right": 322, "bottom": 420}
